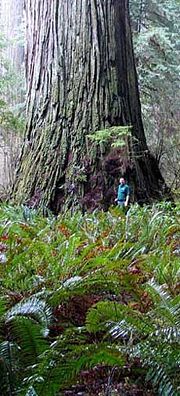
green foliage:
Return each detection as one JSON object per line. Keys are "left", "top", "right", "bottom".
{"left": 88, "top": 126, "right": 131, "bottom": 148}
{"left": 130, "top": 0, "right": 180, "bottom": 188}
{"left": 0, "top": 203, "right": 179, "bottom": 394}
{"left": 109, "top": 281, "right": 180, "bottom": 395}
{"left": 0, "top": 99, "right": 25, "bottom": 133}
{"left": 86, "top": 281, "right": 180, "bottom": 395}
{"left": 0, "top": 32, "right": 25, "bottom": 137}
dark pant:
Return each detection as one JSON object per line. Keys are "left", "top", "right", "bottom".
{"left": 117, "top": 201, "right": 129, "bottom": 214}
{"left": 118, "top": 201, "right": 125, "bottom": 207}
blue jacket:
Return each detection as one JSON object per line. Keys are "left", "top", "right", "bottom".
{"left": 117, "top": 184, "right": 130, "bottom": 202}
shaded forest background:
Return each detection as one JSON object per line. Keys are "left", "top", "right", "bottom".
{"left": 0, "top": 0, "right": 179, "bottom": 199}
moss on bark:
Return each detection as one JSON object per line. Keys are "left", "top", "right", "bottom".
{"left": 12, "top": 0, "right": 169, "bottom": 213}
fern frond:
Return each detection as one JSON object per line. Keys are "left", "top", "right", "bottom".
{"left": 146, "top": 362, "right": 175, "bottom": 396}
{"left": 147, "top": 279, "right": 180, "bottom": 326}
{"left": 31, "top": 342, "right": 125, "bottom": 395}
{"left": 86, "top": 301, "right": 154, "bottom": 336}
{"left": 0, "top": 297, "right": 6, "bottom": 320}
{"left": 147, "top": 279, "right": 172, "bottom": 302}
{"left": 127, "top": 338, "right": 180, "bottom": 396}
{"left": 9, "top": 317, "right": 49, "bottom": 365}
{"left": 25, "top": 386, "right": 38, "bottom": 396}
{"left": 153, "top": 325, "right": 180, "bottom": 343}
{"left": 6, "top": 297, "right": 52, "bottom": 336}
{"left": 0, "top": 340, "right": 19, "bottom": 368}
{"left": 0, "top": 341, "right": 19, "bottom": 394}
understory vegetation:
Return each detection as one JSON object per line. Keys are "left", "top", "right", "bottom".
{"left": 0, "top": 202, "right": 179, "bottom": 395}
{"left": 0, "top": 24, "right": 25, "bottom": 193}
{"left": 130, "top": 0, "right": 180, "bottom": 189}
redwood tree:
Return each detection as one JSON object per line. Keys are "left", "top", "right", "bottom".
{"left": 13, "top": 0, "right": 167, "bottom": 212}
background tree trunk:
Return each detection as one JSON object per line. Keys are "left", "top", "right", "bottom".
{"left": 0, "top": 0, "right": 24, "bottom": 103}
{"left": 13, "top": 0, "right": 167, "bottom": 212}
{"left": 0, "top": 0, "right": 24, "bottom": 190}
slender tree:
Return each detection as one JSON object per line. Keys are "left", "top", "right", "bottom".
{"left": 13, "top": 0, "right": 167, "bottom": 212}
{"left": 0, "top": 0, "right": 24, "bottom": 189}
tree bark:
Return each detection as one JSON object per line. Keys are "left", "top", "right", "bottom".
{"left": 13, "top": 0, "right": 167, "bottom": 212}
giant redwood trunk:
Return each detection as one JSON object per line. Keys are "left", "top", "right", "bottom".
{"left": 13, "top": 0, "right": 167, "bottom": 212}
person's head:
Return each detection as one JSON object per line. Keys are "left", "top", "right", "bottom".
{"left": 119, "top": 177, "right": 125, "bottom": 185}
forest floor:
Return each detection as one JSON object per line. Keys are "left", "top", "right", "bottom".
{"left": 0, "top": 202, "right": 179, "bottom": 395}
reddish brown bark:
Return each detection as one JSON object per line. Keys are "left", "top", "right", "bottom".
{"left": 13, "top": 0, "right": 167, "bottom": 212}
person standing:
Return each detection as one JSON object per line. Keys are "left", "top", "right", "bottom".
{"left": 115, "top": 177, "right": 130, "bottom": 208}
